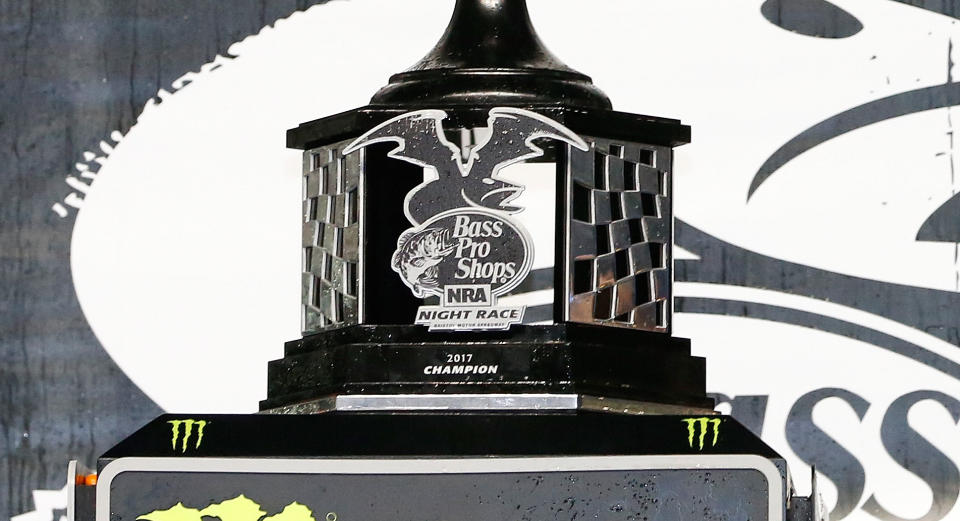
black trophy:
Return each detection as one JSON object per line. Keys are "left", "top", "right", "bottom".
{"left": 68, "top": 2, "right": 825, "bottom": 521}
{"left": 265, "top": 0, "right": 705, "bottom": 414}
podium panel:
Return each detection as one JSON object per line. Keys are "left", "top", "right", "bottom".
{"left": 99, "top": 456, "right": 782, "bottom": 521}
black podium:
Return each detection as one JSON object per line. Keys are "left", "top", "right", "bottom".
{"left": 69, "top": 2, "right": 824, "bottom": 521}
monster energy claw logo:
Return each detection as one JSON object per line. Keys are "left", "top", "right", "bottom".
{"left": 168, "top": 419, "right": 208, "bottom": 452}
{"left": 682, "top": 417, "right": 721, "bottom": 450}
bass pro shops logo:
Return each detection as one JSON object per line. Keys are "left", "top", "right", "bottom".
{"left": 682, "top": 417, "right": 721, "bottom": 450}
{"left": 344, "top": 108, "right": 588, "bottom": 331}
{"left": 167, "top": 419, "right": 209, "bottom": 453}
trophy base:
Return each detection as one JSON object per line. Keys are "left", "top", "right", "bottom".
{"left": 260, "top": 324, "right": 710, "bottom": 413}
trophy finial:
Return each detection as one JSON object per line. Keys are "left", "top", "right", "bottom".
{"left": 370, "top": 0, "right": 612, "bottom": 108}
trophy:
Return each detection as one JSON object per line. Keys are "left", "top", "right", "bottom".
{"left": 264, "top": 0, "right": 706, "bottom": 415}
{"left": 68, "top": 2, "right": 825, "bottom": 521}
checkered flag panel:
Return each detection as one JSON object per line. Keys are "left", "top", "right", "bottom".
{"left": 301, "top": 142, "right": 361, "bottom": 334}
{"left": 565, "top": 138, "right": 672, "bottom": 332}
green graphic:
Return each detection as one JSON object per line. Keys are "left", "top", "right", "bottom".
{"left": 167, "top": 419, "right": 208, "bottom": 452}
{"left": 138, "top": 494, "right": 321, "bottom": 521}
{"left": 682, "top": 417, "right": 721, "bottom": 450}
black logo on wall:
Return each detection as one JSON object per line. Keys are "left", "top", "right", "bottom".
{"left": 344, "top": 108, "right": 587, "bottom": 330}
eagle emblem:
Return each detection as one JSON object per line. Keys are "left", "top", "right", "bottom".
{"left": 343, "top": 107, "right": 588, "bottom": 225}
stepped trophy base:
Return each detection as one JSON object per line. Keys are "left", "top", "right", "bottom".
{"left": 261, "top": 324, "right": 711, "bottom": 414}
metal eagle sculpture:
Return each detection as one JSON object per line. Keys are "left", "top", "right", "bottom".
{"left": 343, "top": 107, "right": 589, "bottom": 225}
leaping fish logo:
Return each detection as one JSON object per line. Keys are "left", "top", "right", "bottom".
{"left": 391, "top": 227, "right": 456, "bottom": 297}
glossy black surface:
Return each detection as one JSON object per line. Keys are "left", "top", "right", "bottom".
{"left": 369, "top": 0, "right": 611, "bottom": 108}
{"left": 287, "top": 105, "right": 690, "bottom": 151}
{"left": 102, "top": 412, "right": 780, "bottom": 462}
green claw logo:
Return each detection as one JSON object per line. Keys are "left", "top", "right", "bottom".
{"left": 168, "top": 419, "right": 208, "bottom": 453}
{"left": 682, "top": 417, "right": 721, "bottom": 450}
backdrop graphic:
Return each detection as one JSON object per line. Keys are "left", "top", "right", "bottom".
{"left": 2, "top": 0, "right": 960, "bottom": 520}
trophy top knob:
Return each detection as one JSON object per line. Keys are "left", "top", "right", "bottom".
{"left": 370, "top": 0, "right": 612, "bottom": 109}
